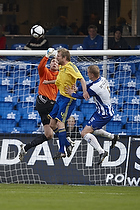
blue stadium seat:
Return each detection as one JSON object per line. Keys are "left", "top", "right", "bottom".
{"left": 21, "top": 110, "right": 38, "bottom": 120}
{"left": 71, "top": 44, "right": 84, "bottom": 62}
{"left": 80, "top": 103, "right": 96, "bottom": 120}
{"left": 26, "top": 65, "right": 38, "bottom": 77}
{"left": 117, "top": 63, "right": 134, "bottom": 73}
{"left": 134, "top": 45, "right": 140, "bottom": 50}
{"left": 135, "top": 71, "right": 140, "bottom": 90}
{"left": 123, "top": 96, "right": 139, "bottom": 110}
{"left": 7, "top": 43, "right": 26, "bottom": 60}
{"left": 52, "top": 44, "right": 69, "bottom": 50}
{"left": 107, "top": 63, "right": 115, "bottom": 74}
{"left": 0, "top": 101, "right": 13, "bottom": 110}
{"left": 106, "top": 121, "right": 123, "bottom": 134}
{"left": 0, "top": 77, "right": 14, "bottom": 89}
{"left": 108, "top": 78, "right": 120, "bottom": 90}
{"left": 0, "top": 85, "right": 10, "bottom": 94}
{"left": 125, "top": 122, "right": 140, "bottom": 135}
{"left": 11, "top": 43, "right": 26, "bottom": 50}
{"left": 72, "top": 44, "right": 83, "bottom": 50}
{"left": 18, "top": 119, "right": 38, "bottom": 133}
{"left": 16, "top": 103, "right": 35, "bottom": 115}
{"left": 119, "top": 77, "right": 136, "bottom": 90}
{"left": 71, "top": 110, "right": 84, "bottom": 126}
{"left": 0, "top": 119, "right": 17, "bottom": 133}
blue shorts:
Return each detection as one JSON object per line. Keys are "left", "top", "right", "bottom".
{"left": 48, "top": 95, "right": 76, "bottom": 123}
{"left": 87, "top": 111, "right": 113, "bottom": 130}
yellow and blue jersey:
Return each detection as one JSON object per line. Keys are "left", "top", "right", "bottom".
{"left": 55, "top": 61, "right": 83, "bottom": 99}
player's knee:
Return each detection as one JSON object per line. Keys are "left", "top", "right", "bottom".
{"left": 45, "top": 131, "right": 53, "bottom": 139}
{"left": 47, "top": 133, "right": 53, "bottom": 139}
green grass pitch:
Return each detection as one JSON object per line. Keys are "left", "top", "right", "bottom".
{"left": 0, "top": 184, "right": 139, "bottom": 210}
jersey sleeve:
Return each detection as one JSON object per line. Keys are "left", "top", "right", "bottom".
{"left": 68, "top": 63, "right": 83, "bottom": 80}
{"left": 72, "top": 87, "right": 96, "bottom": 99}
{"left": 38, "top": 56, "right": 49, "bottom": 77}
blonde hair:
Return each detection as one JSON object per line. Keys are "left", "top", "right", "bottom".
{"left": 88, "top": 65, "right": 100, "bottom": 78}
{"left": 68, "top": 116, "right": 76, "bottom": 122}
{"left": 57, "top": 48, "right": 71, "bottom": 61}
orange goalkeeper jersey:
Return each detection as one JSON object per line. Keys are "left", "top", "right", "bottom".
{"left": 38, "top": 56, "right": 58, "bottom": 101}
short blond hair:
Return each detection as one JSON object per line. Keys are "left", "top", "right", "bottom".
{"left": 88, "top": 65, "right": 100, "bottom": 78}
{"left": 57, "top": 48, "right": 70, "bottom": 61}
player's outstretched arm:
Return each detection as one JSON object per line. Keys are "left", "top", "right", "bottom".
{"left": 79, "top": 78, "right": 90, "bottom": 100}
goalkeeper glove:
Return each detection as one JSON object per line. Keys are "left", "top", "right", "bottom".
{"left": 45, "top": 48, "right": 55, "bottom": 58}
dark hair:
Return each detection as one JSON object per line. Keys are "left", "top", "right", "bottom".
{"left": 114, "top": 27, "right": 122, "bottom": 34}
{"left": 87, "top": 25, "right": 97, "bottom": 31}
{"left": 50, "top": 57, "right": 56, "bottom": 62}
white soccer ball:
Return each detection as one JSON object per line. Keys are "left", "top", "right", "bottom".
{"left": 30, "top": 25, "right": 45, "bottom": 38}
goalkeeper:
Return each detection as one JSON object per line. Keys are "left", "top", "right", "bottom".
{"left": 66, "top": 65, "right": 119, "bottom": 165}
{"left": 19, "top": 48, "right": 58, "bottom": 161}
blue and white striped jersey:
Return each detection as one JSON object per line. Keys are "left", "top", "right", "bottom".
{"left": 72, "top": 77, "right": 114, "bottom": 118}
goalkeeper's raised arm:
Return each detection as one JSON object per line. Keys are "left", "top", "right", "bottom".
{"left": 19, "top": 49, "right": 59, "bottom": 161}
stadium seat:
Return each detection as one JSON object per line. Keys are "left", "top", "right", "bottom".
{"left": 80, "top": 103, "right": 96, "bottom": 120}
{"left": 136, "top": 78, "right": 140, "bottom": 90}
{"left": 134, "top": 45, "right": 140, "bottom": 50}
{"left": 71, "top": 44, "right": 84, "bottom": 62}
{"left": 72, "top": 44, "right": 83, "bottom": 50}
{"left": 108, "top": 78, "right": 120, "bottom": 90}
{"left": 0, "top": 119, "right": 17, "bottom": 133}
{"left": 71, "top": 110, "right": 84, "bottom": 126}
{"left": 0, "top": 101, "right": 13, "bottom": 110}
{"left": 0, "top": 77, "right": 14, "bottom": 89}
{"left": 107, "top": 63, "right": 115, "bottom": 74}
{"left": 19, "top": 119, "right": 38, "bottom": 133}
{"left": 125, "top": 122, "right": 140, "bottom": 135}
{"left": 21, "top": 110, "right": 38, "bottom": 120}
{"left": 11, "top": 43, "right": 26, "bottom": 50}
{"left": 52, "top": 44, "right": 69, "bottom": 50}
{"left": 7, "top": 43, "right": 26, "bottom": 60}
{"left": 2, "top": 110, "right": 21, "bottom": 122}
{"left": 106, "top": 121, "right": 123, "bottom": 134}
{"left": 117, "top": 63, "right": 136, "bottom": 76}
{"left": 76, "top": 98, "right": 82, "bottom": 107}
{"left": 0, "top": 85, "right": 9, "bottom": 93}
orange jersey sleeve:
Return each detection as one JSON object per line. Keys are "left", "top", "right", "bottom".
{"left": 38, "top": 56, "right": 58, "bottom": 101}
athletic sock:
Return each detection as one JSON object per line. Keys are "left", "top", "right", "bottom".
{"left": 24, "top": 134, "right": 48, "bottom": 152}
{"left": 84, "top": 133, "right": 104, "bottom": 154}
{"left": 93, "top": 129, "right": 114, "bottom": 139}
{"left": 58, "top": 129, "right": 69, "bottom": 153}
{"left": 54, "top": 128, "right": 59, "bottom": 137}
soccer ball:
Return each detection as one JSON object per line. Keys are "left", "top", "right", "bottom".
{"left": 30, "top": 25, "right": 45, "bottom": 38}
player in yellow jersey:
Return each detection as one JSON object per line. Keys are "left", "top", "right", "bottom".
{"left": 48, "top": 48, "right": 90, "bottom": 159}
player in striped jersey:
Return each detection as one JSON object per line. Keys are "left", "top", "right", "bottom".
{"left": 66, "top": 65, "right": 119, "bottom": 165}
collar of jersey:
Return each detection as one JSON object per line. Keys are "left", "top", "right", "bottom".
{"left": 93, "top": 76, "right": 101, "bottom": 84}
{"left": 59, "top": 62, "right": 70, "bottom": 70}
